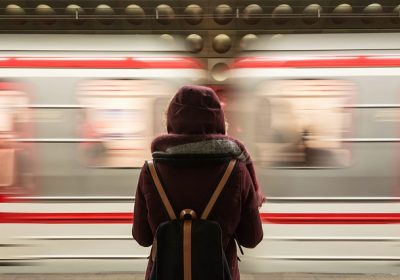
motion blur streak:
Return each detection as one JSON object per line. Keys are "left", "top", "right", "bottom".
{"left": 0, "top": 56, "right": 203, "bottom": 69}
{"left": 2, "top": 33, "right": 400, "bottom": 274}
{"left": 2, "top": 212, "right": 400, "bottom": 224}
{"left": 232, "top": 55, "right": 400, "bottom": 68}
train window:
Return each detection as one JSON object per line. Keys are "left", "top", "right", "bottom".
{"left": 0, "top": 149, "right": 15, "bottom": 187}
{"left": 78, "top": 79, "right": 173, "bottom": 168}
{"left": 0, "top": 82, "right": 32, "bottom": 192}
{"left": 255, "top": 79, "right": 353, "bottom": 168}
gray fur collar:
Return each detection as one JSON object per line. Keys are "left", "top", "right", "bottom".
{"left": 155, "top": 139, "right": 248, "bottom": 162}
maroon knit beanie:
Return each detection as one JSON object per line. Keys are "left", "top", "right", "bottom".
{"left": 167, "top": 85, "right": 225, "bottom": 135}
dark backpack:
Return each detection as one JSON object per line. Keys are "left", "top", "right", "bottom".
{"left": 147, "top": 159, "right": 237, "bottom": 280}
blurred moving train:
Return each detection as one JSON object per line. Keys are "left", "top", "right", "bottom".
{"left": 1, "top": 33, "right": 400, "bottom": 274}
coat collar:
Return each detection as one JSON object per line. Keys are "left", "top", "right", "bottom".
{"left": 151, "top": 134, "right": 250, "bottom": 162}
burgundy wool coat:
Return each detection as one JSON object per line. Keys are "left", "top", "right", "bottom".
{"left": 132, "top": 85, "right": 264, "bottom": 280}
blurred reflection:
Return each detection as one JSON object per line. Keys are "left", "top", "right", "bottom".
{"left": 255, "top": 79, "right": 353, "bottom": 168}
{"left": 0, "top": 81, "right": 33, "bottom": 195}
{"left": 78, "top": 79, "right": 172, "bottom": 168}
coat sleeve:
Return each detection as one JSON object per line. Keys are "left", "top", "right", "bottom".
{"left": 132, "top": 164, "right": 154, "bottom": 247}
{"left": 235, "top": 167, "right": 263, "bottom": 248}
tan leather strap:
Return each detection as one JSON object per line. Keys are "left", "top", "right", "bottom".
{"left": 183, "top": 220, "right": 192, "bottom": 280}
{"left": 151, "top": 239, "right": 157, "bottom": 262}
{"left": 147, "top": 160, "right": 177, "bottom": 220}
{"left": 201, "top": 159, "right": 237, "bottom": 219}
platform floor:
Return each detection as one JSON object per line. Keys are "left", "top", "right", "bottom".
{"left": 1, "top": 274, "right": 400, "bottom": 280}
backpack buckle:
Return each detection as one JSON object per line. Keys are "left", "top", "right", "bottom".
{"left": 180, "top": 209, "right": 197, "bottom": 220}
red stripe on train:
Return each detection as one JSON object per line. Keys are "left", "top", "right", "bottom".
{"left": 0, "top": 57, "right": 203, "bottom": 69}
{"left": 2, "top": 212, "right": 400, "bottom": 224}
{"left": 0, "top": 212, "right": 133, "bottom": 224}
{"left": 232, "top": 55, "right": 400, "bottom": 69}
{"left": 260, "top": 213, "right": 400, "bottom": 224}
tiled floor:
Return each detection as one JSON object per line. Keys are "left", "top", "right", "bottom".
{"left": 1, "top": 274, "right": 400, "bottom": 280}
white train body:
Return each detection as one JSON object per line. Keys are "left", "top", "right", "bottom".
{"left": 228, "top": 33, "right": 400, "bottom": 273}
{"left": 1, "top": 33, "right": 400, "bottom": 274}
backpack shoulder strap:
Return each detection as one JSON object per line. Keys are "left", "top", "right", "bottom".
{"left": 147, "top": 160, "right": 177, "bottom": 220}
{"left": 201, "top": 159, "right": 237, "bottom": 220}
